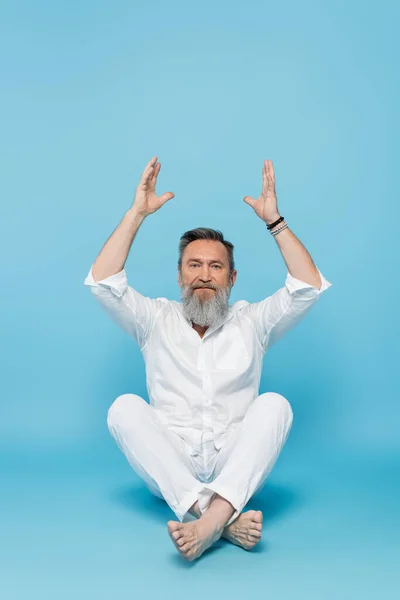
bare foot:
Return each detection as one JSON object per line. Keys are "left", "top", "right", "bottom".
{"left": 222, "top": 510, "right": 263, "bottom": 550}
{"left": 167, "top": 518, "right": 223, "bottom": 562}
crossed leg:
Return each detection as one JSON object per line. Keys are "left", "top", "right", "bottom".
{"left": 107, "top": 393, "right": 204, "bottom": 522}
{"left": 107, "top": 392, "right": 293, "bottom": 561}
{"left": 166, "top": 392, "right": 293, "bottom": 560}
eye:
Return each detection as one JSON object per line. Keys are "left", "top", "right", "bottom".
{"left": 188, "top": 263, "right": 221, "bottom": 268}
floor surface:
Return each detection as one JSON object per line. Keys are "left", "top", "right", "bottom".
{"left": 1, "top": 444, "right": 399, "bottom": 600}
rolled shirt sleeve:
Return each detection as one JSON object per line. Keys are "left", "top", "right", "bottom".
{"left": 84, "top": 265, "right": 168, "bottom": 349}
{"left": 241, "top": 266, "right": 332, "bottom": 352}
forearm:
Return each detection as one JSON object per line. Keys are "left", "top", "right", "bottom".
{"left": 91, "top": 207, "right": 146, "bottom": 282}
{"left": 268, "top": 217, "right": 322, "bottom": 289}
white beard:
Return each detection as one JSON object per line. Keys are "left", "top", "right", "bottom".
{"left": 180, "top": 283, "right": 232, "bottom": 328}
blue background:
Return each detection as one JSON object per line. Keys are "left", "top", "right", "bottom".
{"left": 1, "top": 0, "right": 399, "bottom": 598}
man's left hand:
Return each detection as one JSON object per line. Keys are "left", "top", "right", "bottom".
{"left": 243, "top": 159, "right": 281, "bottom": 225}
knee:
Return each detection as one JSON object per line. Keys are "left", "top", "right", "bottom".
{"left": 257, "top": 392, "right": 293, "bottom": 426}
{"left": 107, "top": 393, "right": 144, "bottom": 430}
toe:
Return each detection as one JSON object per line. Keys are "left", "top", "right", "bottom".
{"left": 172, "top": 530, "right": 183, "bottom": 541}
{"left": 249, "top": 528, "right": 261, "bottom": 538}
{"left": 180, "top": 542, "right": 193, "bottom": 557}
{"left": 168, "top": 521, "right": 182, "bottom": 535}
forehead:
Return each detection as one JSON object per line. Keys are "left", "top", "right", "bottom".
{"left": 182, "top": 239, "right": 229, "bottom": 263}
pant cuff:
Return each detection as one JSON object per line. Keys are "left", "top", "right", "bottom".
{"left": 174, "top": 481, "right": 204, "bottom": 522}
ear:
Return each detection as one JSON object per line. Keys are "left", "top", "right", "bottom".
{"left": 230, "top": 269, "right": 238, "bottom": 286}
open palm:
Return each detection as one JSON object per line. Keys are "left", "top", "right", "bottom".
{"left": 133, "top": 156, "right": 175, "bottom": 217}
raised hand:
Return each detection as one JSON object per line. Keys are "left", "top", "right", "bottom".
{"left": 132, "top": 156, "right": 175, "bottom": 217}
{"left": 243, "top": 159, "right": 280, "bottom": 225}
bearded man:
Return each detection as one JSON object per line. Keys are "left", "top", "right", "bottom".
{"left": 84, "top": 156, "right": 332, "bottom": 561}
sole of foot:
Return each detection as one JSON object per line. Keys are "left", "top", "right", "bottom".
{"left": 222, "top": 509, "right": 263, "bottom": 550}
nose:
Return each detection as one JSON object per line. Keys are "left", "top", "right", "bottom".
{"left": 194, "top": 275, "right": 213, "bottom": 289}
{"left": 198, "top": 266, "right": 212, "bottom": 282}
{"left": 199, "top": 276, "right": 213, "bottom": 285}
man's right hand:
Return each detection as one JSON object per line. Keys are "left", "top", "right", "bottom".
{"left": 131, "top": 156, "right": 175, "bottom": 217}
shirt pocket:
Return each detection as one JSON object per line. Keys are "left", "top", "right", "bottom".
{"left": 212, "top": 335, "right": 249, "bottom": 370}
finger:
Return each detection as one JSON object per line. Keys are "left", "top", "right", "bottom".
{"left": 159, "top": 192, "right": 175, "bottom": 205}
{"left": 264, "top": 159, "right": 272, "bottom": 180}
{"left": 141, "top": 163, "right": 158, "bottom": 191}
{"left": 262, "top": 164, "right": 267, "bottom": 189}
{"left": 148, "top": 161, "right": 161, "bottom": 189}
{"left": 267, "top": 159, "right": 275, "bottom": 183}
{"left": 147, "top": 155, "right": 158, "bottom": 168}
{"left": 140, "top": 156, "right": 158, "bottom": 184}
{"left": 243, "top": 195, "right": 256, "bottom": 208}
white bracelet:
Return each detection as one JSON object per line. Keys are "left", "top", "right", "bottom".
{"left": 271, "top": 222, "right": 288, "bottom": 236}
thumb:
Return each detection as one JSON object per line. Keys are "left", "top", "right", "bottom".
{"left": 243, "top": 195, "right": 256, "bottom": 208}
{"left": 160, "top": 192, "right": 175, "bottom": 205}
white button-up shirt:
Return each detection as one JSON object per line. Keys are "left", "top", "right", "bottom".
{"left": 84, "top": 265, "right": 332, "bottom": 454}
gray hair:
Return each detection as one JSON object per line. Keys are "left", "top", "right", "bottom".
{"left": 178, "top": 227, "right": 235, "bottom": 277}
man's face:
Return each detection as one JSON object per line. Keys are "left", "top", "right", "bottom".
{"left": 177, "top": 240, "right": 237, "bottom": 328}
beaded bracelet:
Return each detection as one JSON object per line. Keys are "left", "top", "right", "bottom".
{"left": 271, "top": 223, "right": 288, "bottom": 236}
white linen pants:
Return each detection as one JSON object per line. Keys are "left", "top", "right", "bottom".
{"left": 107, "top": 392, "right": 293, "bottom": 527}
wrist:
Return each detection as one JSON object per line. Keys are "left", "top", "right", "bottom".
{"left": 270, "top": 220, "right": 287, "bottom": 234}
{"left": 264, "top": 214, "right": 281, "bottom": 226}
{"left": 125, "top": 207, "right": 147, "bottom": 225}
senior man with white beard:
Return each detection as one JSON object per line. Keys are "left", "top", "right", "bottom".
{"left": 84, "top": 156, "right": 332, "bottom": 562}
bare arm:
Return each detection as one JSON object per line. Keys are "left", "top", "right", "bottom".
{"left": 91, "top": 155, "right": 175, "bottom": 282}
{"left": 242, "top": 159, "right": 332, "bottom": 350}
{"left": 268, "top": 221, "right": 322, "bottom": 289}
{"left": 244, "top": 159, "right": 321, "bottom": 289}
{"left": 91, "top": 208, "right": 146, "bottom": 282}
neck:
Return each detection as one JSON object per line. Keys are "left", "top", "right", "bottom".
{"left": 192, "top": 323, "right": 209, "bottom": 338}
